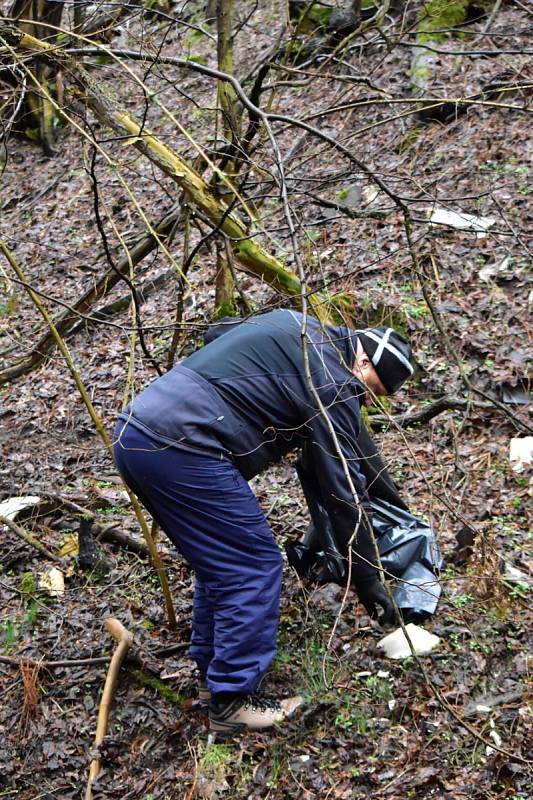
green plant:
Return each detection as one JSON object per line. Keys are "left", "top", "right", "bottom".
{"left": 1, "top": 618, "right": 17, "bottom": 650}
{"left": 452, "top": 593, "right": 474, "bottom": 609}
{"left": 266, "top": 744, "right": 284, "bottom": 788}
{"left": 25, "top": 600, "right": 40, "bottom": 627}
{"left": 133, "top": 670, "right": 186, "bottom": 704}
{"left": 18, "top": 571, "right": 37, "bottom": 597}
{"left": 197, "top": 741, "right": 231, "bottom": 785}
{"left": 334, "top": 699, "right": 369, "bottom": 734}
{"left": 0, "top": 295, "right": 18, "bottom": 317}
{"left": 364, "top": 674, "right": 393, "bottom": 701}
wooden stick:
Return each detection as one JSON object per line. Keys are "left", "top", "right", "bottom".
{"left": 0, "top": 514, "right": 61, "bottom": 562}
{"left": 85, "top": 618, "right": 134, "bottom": 800}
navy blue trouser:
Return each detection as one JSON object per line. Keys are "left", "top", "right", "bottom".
{"left": 113, "top": 421, "right": 283, "bottom": 695}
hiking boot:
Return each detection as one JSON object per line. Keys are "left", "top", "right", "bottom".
{"left": 209, "top": 693, "right": 303, "bottom": 736}
{"left": 198, "top": 676, "right": 210, "bottom": 707}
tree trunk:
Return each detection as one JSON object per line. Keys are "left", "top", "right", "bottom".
{"left": 213, "top": 0, "right": 240, "bottom": 316}
{"left": 7, "top": 0, "right": 65, "bottom": 154}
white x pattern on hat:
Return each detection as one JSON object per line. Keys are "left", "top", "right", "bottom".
{"left": 359, "top": 328, "right": 414, "bottom": 374}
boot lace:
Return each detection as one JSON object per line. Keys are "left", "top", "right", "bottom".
{"left": 244, "top": 693, "right": 282, "bottom": 712}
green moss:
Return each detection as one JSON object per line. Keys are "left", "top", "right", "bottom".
{"left": 213, "top": 300, "right": 239, "bottom": 321}
{"left": 358, "top": 302, "right": 410, "bottom": 339}
{"left": 417, "top": 0, "right": 469, "bottom": 43}
{"left": 18, "top": 571, "right": 37, "bottom": 597}
{"left": 291, "top": 3, "right": 332, "bottom": 34}
{"left": 133, "top": 670, "right": 186, "bottom": 705}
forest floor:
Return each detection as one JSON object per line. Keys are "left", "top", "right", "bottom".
{"left": 0, "top": 1, "right": 531, "bottom": 798}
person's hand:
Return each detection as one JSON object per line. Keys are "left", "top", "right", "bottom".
{"left": 354, "top": 577, "right": 397, "bottom": 627}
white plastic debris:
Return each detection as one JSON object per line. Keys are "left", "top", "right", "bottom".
{"left": 0, "top": 495, "right": 41, "bottom": 521}
{"left": 479, "top": 256, "right": 510, "bottom": 283}
{"left": 486, "top": 721, "right": 503, "bottom": 755}
{"left": 509, "top": 437, "right": 533, "bottom": 473}
{"left": 504, "top": 563, "right": 531, "bottom": 585}
{"left": 428, "top": 207, "right": 496, "bottom": 238}
{"left": 376, "top": 623, "right": 440, "bottom": 659}
{"left": 362, "top": 185, "right": 379, "bottom": 205}
{"left": 39, "top": 568, "right": 65, "bottom": 598}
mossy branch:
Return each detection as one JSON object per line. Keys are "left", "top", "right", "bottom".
{"left": 0, "top": 20, "right": 342, "bottom": 323}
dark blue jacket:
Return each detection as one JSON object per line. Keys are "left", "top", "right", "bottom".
{"left": 120, "top": 310, "right": 376, "bottom": 581}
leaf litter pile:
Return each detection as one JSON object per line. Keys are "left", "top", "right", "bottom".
{"left": 0, "top": 1, "right": 531, "bottom": 798}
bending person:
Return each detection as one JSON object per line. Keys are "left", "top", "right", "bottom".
{"left": 113, "top": 309, "right": 414, "bottom": 736}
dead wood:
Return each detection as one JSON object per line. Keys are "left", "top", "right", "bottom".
{"left": 309, "top": 192, "right": 391, "bottom": 220}
{"left": 0, "top": 204, "right": 180, "bottom": 385}
{"left": 94, "top": 523, "right": 149, "bottom": 556}
{"left": 0, "top": 23, "right": 337, "bottom": 321}
{"left": 79, "top": 0, "right": 140, "bottom": 40}
{"left": 369, "top": 395, "right": 495, "bottom": 430}
{"left": 0, "top": 654, "right": 112, "bottom": 669}
{"left": 0, "top": 514, "right": 61, "bottom": 562}
{"left": 68, "top": 267, "right": 177, "bottom": 336}
{"left": 39, "top": 493, "right": 150, "bottom": 555}
{"left": 78, "top": 518, "right": 113, "bottom": 574}
{"left": 85, "top": 618, "right": 134, "bottom": 800}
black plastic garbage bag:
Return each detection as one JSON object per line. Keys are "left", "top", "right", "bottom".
{"left": 285, "top": 499, "right": 442, "bottom": 622}
{"left": 366, "top": 497, "right": 442, "bottom": 621}
{"left": 286, "top": 429, "right": 443, "bottom": 622}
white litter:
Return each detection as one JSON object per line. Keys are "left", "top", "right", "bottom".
{"left": 377, "top": 623, "right": 440, "bottom": 659}
{"left": 479, "top": 256, "right": 510, "bottom": 283}
{"left": 504, "top": 563, "right": 531, "bottom": 585}
{"left": 509, "top": 437, "right": 533, "bottom": 473}
{"left": 486, "top": 723, "right": 503, "bottom": 755}
{"left": 0, "top": 495, "right": 41, "bottom": 521}
{"left": 39, "top": 567, "right": 65, "bottom": 598}
{"left": 428, "top": 207, "right": 496, "bottom": 238}
{"left": 362, "top": 185, "right": 379, "bottom": 205}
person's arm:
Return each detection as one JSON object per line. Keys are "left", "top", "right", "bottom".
{"left": 306, "top": 382, "right": 396, "bottom": 623}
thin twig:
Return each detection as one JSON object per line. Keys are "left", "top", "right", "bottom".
{"left": 0, "top": 241, "right": 177, "bottom": 628}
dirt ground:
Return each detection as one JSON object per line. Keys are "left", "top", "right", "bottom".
{"left": 0, "top": 1, "right": 531, "bottom": 798}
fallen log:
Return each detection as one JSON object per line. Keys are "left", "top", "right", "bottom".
{"left": 68, "top": 267, "right": 177, "bottom": 336}
{"left": 0, "top": 204, "right": 180, "bottom": 385}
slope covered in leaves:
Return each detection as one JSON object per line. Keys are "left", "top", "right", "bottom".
{"left": 0, "top": 1, "right": 531, "bottom": 798}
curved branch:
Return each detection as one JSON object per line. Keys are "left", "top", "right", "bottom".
{"left": 369, "top": 395, "right": 494, "bottom": 431}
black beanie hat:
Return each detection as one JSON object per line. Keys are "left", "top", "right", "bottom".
{"left": 356, "top": 326, "right": 414, "bottom": 394}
